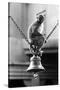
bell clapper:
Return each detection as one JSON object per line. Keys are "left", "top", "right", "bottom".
{"left": 33, "top": 72, "right": 39, "bottom": 79}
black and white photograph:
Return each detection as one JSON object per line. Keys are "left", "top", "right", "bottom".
{"left": 8, "top": 2, "right": 59, "bottom": 88}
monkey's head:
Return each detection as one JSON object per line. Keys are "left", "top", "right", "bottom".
{"left": 37, "top": 15, "right": 44, "bottom": 24}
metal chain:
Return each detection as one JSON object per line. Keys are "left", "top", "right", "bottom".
{"left": 46, "top": 21, "right": 59, "bottom": 41}
{"left": 8, "top": 16, "right": 58, "bottom": 49}
{"left": 8, "top": 16, "right": 30, "bottom": 45}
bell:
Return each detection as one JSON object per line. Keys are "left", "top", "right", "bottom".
{"left": 27, "top": 55, "right": 45, "bottom": 73}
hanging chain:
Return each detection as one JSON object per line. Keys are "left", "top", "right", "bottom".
{"left": 46, "top": 20, "right": 59, "bottom": 41}
{"left": 8, "top": 16, "right": 30, "bottom": 45}
{"left": 8, "top": 16, "right": 59, "bottom": 48}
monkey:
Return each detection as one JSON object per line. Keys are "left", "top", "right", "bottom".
{"left": 27, "top": 15, "right": 45, "bottom": 54}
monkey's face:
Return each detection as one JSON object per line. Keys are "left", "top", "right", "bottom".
{"left": 37, "top": 15, "right": 44, "bottom": 24}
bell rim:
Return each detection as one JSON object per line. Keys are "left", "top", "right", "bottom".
{"left": 26, "top": 67, "right": 45, "bottom": 72}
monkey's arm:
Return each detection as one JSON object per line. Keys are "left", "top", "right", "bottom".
{"left": 27, "top": 26, "right": 32, "bottom": 43}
